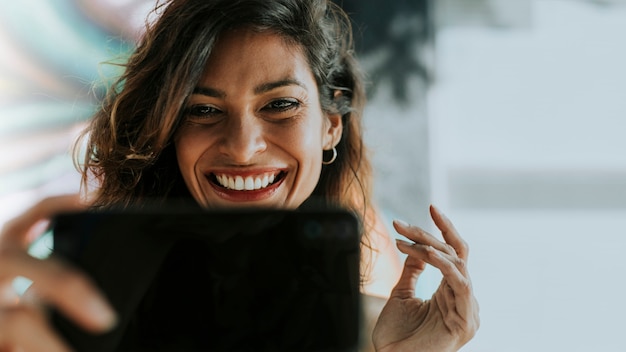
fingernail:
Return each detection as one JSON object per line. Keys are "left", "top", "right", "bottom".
{"left": 395, "top": 239, "right": 412, "bottom": 247}
{"left": 393, "top": 219, "right": 409, "bottom": 228}
{"left": 86, "top": 297, "right": 118, "bottom": 329}
{"left": 431, "top": 204, "right": 447, "bottom": 218}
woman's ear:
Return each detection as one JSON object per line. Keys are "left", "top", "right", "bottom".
{"left": 323, "top": 111, "right": 343, "bottom": 150}
{"left": 323, "top": 90, "right": 345, "bottom": 149}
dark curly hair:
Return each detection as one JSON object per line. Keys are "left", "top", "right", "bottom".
{"left": 77, "top": 0, "right": 372, "bottom": 228}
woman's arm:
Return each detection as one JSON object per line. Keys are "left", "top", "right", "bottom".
{"left": 360, "top": 293, "right": 388, "bottom": 352}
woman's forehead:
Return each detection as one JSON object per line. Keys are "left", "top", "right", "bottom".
{"left": 197, "top": 29, "right": 315, "bottom": 90}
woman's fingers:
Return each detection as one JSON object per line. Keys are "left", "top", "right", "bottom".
{"left": 0, "top": 305, "right": 72, "bottom": 352}
{"left": 390, "top": 256, "right": 426, "bottom": 299}
{"left": 392, "top": 219, "right": 456, "bottom": 259}
{"left": 394, "top": 207, "right": 479, "bottom": 337}
{"left": 394, "top": 206, "right": 473, "bottom": 310}
{"left": 396, "top": 240, "right": 478, "bottom": 334}
{"left": 430, "top": 205, "right": 469, "bottom": 260}
{"left": 0, "top": 194, "right": 86, "bottom": 248}
{"left": 0, "top": 193, "right": 116, "bottom": 333}
{"left": 0, "top": 249, "right": 117, "bottom": 333}
{"left": 393, "top": 206, "right": 468, "bottom": 275}
{"left": 425, "top": 207, "right": 477, "bottom": 323}
{"left": 395, "top": 240, "right": 468, "bottom": 285}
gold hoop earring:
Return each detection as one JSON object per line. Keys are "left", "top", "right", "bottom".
{"left": 322, "top": 147, "right": 337, "bottom": 165}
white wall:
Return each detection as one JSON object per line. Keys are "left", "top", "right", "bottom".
{"left": 430, "top": 1, "right": 626, "bottom": 351}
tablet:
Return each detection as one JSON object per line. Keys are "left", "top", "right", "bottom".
{"left": 49, "top": 206, "right": 362, "bottom": 352}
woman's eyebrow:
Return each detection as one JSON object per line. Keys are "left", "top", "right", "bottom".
{"left": 191, "top": 78, "right": 306, "bottom": 98}
{"left": 254, "top": 78, "right": 307, "bottom": 94}
{"left": 192, "top": 86, "right": 225, "bottom": 98}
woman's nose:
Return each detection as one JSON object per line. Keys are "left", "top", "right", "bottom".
{"left": 218, "top": 115, "right": 267, "bottom": 163}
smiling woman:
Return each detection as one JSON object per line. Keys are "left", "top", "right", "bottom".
{"left": 81, "top": 0, "right": 366, "bottom": 215}
{"left": 0, "top": 0, "right": 478, "bottom": 351}
{"left": 175, "top": 29, "right": 341, "bottom": 208}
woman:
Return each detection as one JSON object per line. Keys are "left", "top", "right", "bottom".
{"left": 0, "top": 0, "right": 479, "bottom": 351}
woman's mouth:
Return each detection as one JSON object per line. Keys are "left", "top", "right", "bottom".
{"left": 210, "top": 171, "right": 285, "bottom": 191}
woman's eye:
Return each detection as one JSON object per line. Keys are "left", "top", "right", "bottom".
{"left": 186, "top": 105, "right": 221, "bottom": 117}
{"left": 264, "top": 99, "right": 300, "bottom": 112}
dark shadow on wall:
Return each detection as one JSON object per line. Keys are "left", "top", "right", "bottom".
{"left": 335, "top": 0, "right": 432, "bottom": 105}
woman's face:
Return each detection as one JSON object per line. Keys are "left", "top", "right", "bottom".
{"left": 174, "top": 29, "right": 342, "bottom": 209}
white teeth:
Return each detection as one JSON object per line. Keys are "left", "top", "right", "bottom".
{"left": 235, "top": 176, "right": 244, "bottom": 190}
{"left": 244, "top": 176, "right": 254, "bottom": 190}
{"left": 228, "top": 177, "right": 235, "bottom": 190}
{"left": 214, "top": 172, "right": 281, "bottom": 191}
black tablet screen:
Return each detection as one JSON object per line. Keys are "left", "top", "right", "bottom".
{"left": 49, "top": 208, "right": 361, "bottom": 352}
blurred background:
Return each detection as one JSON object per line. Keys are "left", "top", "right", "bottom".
{"left": 2, "top": 0, "right": 626, "bottom": 351}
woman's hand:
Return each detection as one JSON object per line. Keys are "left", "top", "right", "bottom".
{"left": 0, "top": 194, "right": 117, "bottom": 351}
{"left": 372, "top": 205, "right": 479, "bottom": 352}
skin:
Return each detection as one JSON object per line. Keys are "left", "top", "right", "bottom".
{"left": 0, "top": 29, "right": 478, "bottom": 352}
{"left": 372, "top": 205, "right": 480, "bottom": 351}
{"left": 0, "top": 195, "right": 112, "bottom": 352}
{"left": 175, "top": 29, "right": 342, "bottom": 209}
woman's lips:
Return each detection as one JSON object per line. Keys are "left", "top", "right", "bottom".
{"left": 206, "top": 171, "right": 286, "bottom": 202}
